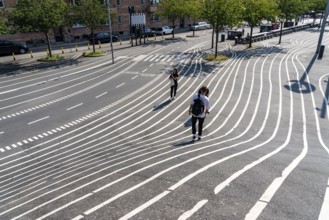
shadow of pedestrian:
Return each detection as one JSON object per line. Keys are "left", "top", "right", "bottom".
{"left": 184, "top": 117, "right": 192, "bottom": 127}
{"left": 172, "top": 140, "right": 195, "bottom": 147}
{"left": 153, "top": 99, "right": 172, "bottom": 111}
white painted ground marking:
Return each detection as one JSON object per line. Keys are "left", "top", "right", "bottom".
{"left": 38, "top": 135, "right": 43, "bottom": 138}
{"left": 67, "top": 103, "right": 83, "bottom": 111}
{"left": 56, "top": 128, "right": 62, "bottom": 131}
{"left": 47, "top": 131, "right": 53, "bottom": 135}
{"left": 118, "top": 191, "right": 170, "bottom": 220}
{"left": 161, "top": 55, "right": 170, "bottom": 62}
{"left": 71, "top": 215, "right": 84, "bottom": 220}
{"left": 0, "top": 89, "right": 18, "bottom": 95}
{"left": 155, "top": 55, "right": 164, "bottom": 62}
{"left": 318, "top": 178, "right": 329, "bottom": 220}
{"left": 36, "top": 193, "right": 93, "bottom": 220}
{"left": 245, "top": 201, "right": 267, "bottom": 220}
{"left": 142, "top": 69, "right": 147, "bottom": 73}
{"left": 60, "top": 126, "right": 66, "bottom": 130}
{"left": 178, "top": 200, "right": 208, "bottom": 220}
{"left": 28, "top": 116, "right": 50, "bottom": 125}
{"left": 42, "top": 133, "right": 48, "bottom": 136}
{"left": 12, "top": 144, "right": 17, "bottom": 148}
{"left": 23, "top": 140, "right": 28, "bottom": 144}
{"left": 149, "top": 63, "right": 154, "bottom": 67}
{"left": 149, "top": 54, "right": 159, "bottom": 61}
{"left": 5, "top": 146, "right": 11, "bottom": 150}
{"left": 0, "top": 148, "right": 4, "bottom": 152}
{"left": 33, "top": 136, "right": 39, "bottom": 140}
{"left": 132, "top": 55, "right": 147, "bottom": 61}
{"left": 143, "top": 55, "right": 153, "bottom": 61}
{"left": 95, "top": 92, "right": 108, "bottom": 99}
{"left": 0, "top": 131, "right": 4, "bottom": 135}
{"left": 116, "top": 83, "right": 125, "bottom": 88}
{"left": 131, "top": 75, "right": 138, "bottom": 80}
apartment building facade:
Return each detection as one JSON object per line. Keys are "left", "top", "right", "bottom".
{"left": 0, "top": 0, "right": 187, "bottom": 43}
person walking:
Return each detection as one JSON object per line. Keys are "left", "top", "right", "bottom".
{"left": 169, "top": 66, "right": 179, "bottom": 100}
{"left": 189, "top": 86, "right": 211, "bottom": 141}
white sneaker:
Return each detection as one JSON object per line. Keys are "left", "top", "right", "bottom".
{"left": 192, "top": 135, "right": 197, "bottom": 140}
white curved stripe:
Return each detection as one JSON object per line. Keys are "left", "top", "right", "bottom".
{"left": 177, "top": 200, "right": 208, "bottom": 220}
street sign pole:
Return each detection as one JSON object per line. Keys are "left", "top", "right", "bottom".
{"left": 106, "top": 0, "right": 114, "bottom": 64}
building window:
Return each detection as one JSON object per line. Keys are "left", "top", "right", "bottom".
{"left": 117, "top": 0, "right": 121, "bottom": 6}
{"left": 140, "top": 0, "right": 145, "bottom": 5}
{"left": 118, "top": 16, "right": 123, "bottom": 24}
{"left": 0, "top": 0, "right": 4, "bottom": 8}
{"left": 151, "top": 0, "right": 160, "bottom": 5}
{"left": 152, "top": 16, "right": 160, "bottom": 22}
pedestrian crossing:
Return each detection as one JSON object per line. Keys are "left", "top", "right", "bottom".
{"left": 134, "top": 54, "right": 184, "bottom": 64}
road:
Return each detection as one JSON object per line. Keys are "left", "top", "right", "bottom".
{"left": 0, "top": 27, "right": 328, "bottom": 220}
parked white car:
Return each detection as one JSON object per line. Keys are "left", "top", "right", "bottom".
{"left": 155, "top": 26, "right": 173, "bottom": 35}
{"left": 190, "top": 22, "right": 211, "bottom": 30}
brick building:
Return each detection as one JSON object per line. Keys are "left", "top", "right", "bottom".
{"left": 0, "top": 0, "right": 188, "bottom": 44}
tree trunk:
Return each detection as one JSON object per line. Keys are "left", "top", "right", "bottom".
{"left": 279, "top": 21, "right": 283, "bottom": 44}
{"left": 172, "top": 20, "right": 175, "bottom": 39}
{"left": 215, "top": 26, "right": 219, "bottom": 57}
{"left": 211, "top": 26, "right": 214, "bottom": 49}
{"left": 90, "top": 30, "right": 96, "bottom": 53}
{"left": 318, "top": 12, "right": 324, "bottom": 29}
{"left": 248, "top": 26, "right": 253, "bottom": 48}
{"left": 44, "top": 32, "right": 52, "bottom": 57}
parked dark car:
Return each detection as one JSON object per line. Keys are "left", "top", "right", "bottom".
{"left": 89, "top": 32, "right": 118, "bottom": 44}
{"left": 137, "top": 28, "right": 157, "bottom": 37}
{"left": 0, "top": 40, "right": 29, "bottom": 56}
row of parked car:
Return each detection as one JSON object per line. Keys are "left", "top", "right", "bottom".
{"left": 0, "top": 23, "right": 209, "bottom": 56}
{"left": 89, "top": 26, "right": 174, "bottom": 44}
{"left": 189, "top": 22, "right": 212, "bottom": 31}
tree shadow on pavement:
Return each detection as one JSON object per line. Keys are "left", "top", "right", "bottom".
{"left": 0, "top": 59, "right": 80, "bottom": 76}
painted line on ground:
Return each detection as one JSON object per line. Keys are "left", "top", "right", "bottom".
{"left": 116, "top": 83, "right": 125, "bottom": 88}
{"left": 95, "top": 92, "right": 108, "bottom": 99}
{"left": 67, "top": 103, "right": 83, "bottom": 111}
{"left": 28, "top": 116, "right": 50, "bottom": 125}
{"left": 318, "top": 177, "right": 329, "bottom": 220}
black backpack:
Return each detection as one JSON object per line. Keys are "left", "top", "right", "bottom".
{"left": 192, "top": 94, "right": 204, "bottom": 116}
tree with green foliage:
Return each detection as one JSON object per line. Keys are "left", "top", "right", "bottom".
{"left": 11, "top": 0, "right": 67, "bottom": 57}
{"left": 309, "top": 0, "right": 328, "bottom": 26}
{"left": 157, "top": 0, "right": 185, "bottom": 39}
{"left": 242, "top": 0, "right": 278, "bottom": 48}
{"left": 69, "top": 0, "right": 108, "bottom": 53}
{"left": 0, "top": 11, "right": 7, "bottom": 34}
{"left": 276, "top": 0, "right": 307, "bottom": 44}
{"left": 203, "top": 0, "right": 244, "bottom": 57}
{"left": 183, "top": 0, "right": 203, "bottom": 37}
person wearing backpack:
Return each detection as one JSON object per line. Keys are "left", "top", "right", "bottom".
{"left": 169, "top": 66, "right": 179, "bottom": 100}
{"left": 189, "top": 86, "right": 211, "bottom": 141}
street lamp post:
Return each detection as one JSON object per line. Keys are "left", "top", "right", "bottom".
{"left": 106, "top": 0, "right": 114, "bottom": 64}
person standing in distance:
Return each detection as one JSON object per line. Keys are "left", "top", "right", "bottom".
{"left": 169, "top": 66, "right": 179, "bottom": 100}
{"left": 189, "top": 86, "right": 211, "bottom": 141}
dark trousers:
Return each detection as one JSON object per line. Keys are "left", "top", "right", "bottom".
{"left": 192, "top": 116, "right": 205, "bottom": 136}
{"left": 170, "top": 81, "right": 177, "bottom": 98}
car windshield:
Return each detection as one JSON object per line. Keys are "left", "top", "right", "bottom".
{"left": 157, "top": 28, "right": 162, "bottom": 31}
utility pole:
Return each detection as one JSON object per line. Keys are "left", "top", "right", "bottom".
{"left": 106, "top": 0, "right": 114, "bottom": 64}
{"left": 316, "top": 0, "right": 329, "bottom": 53}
